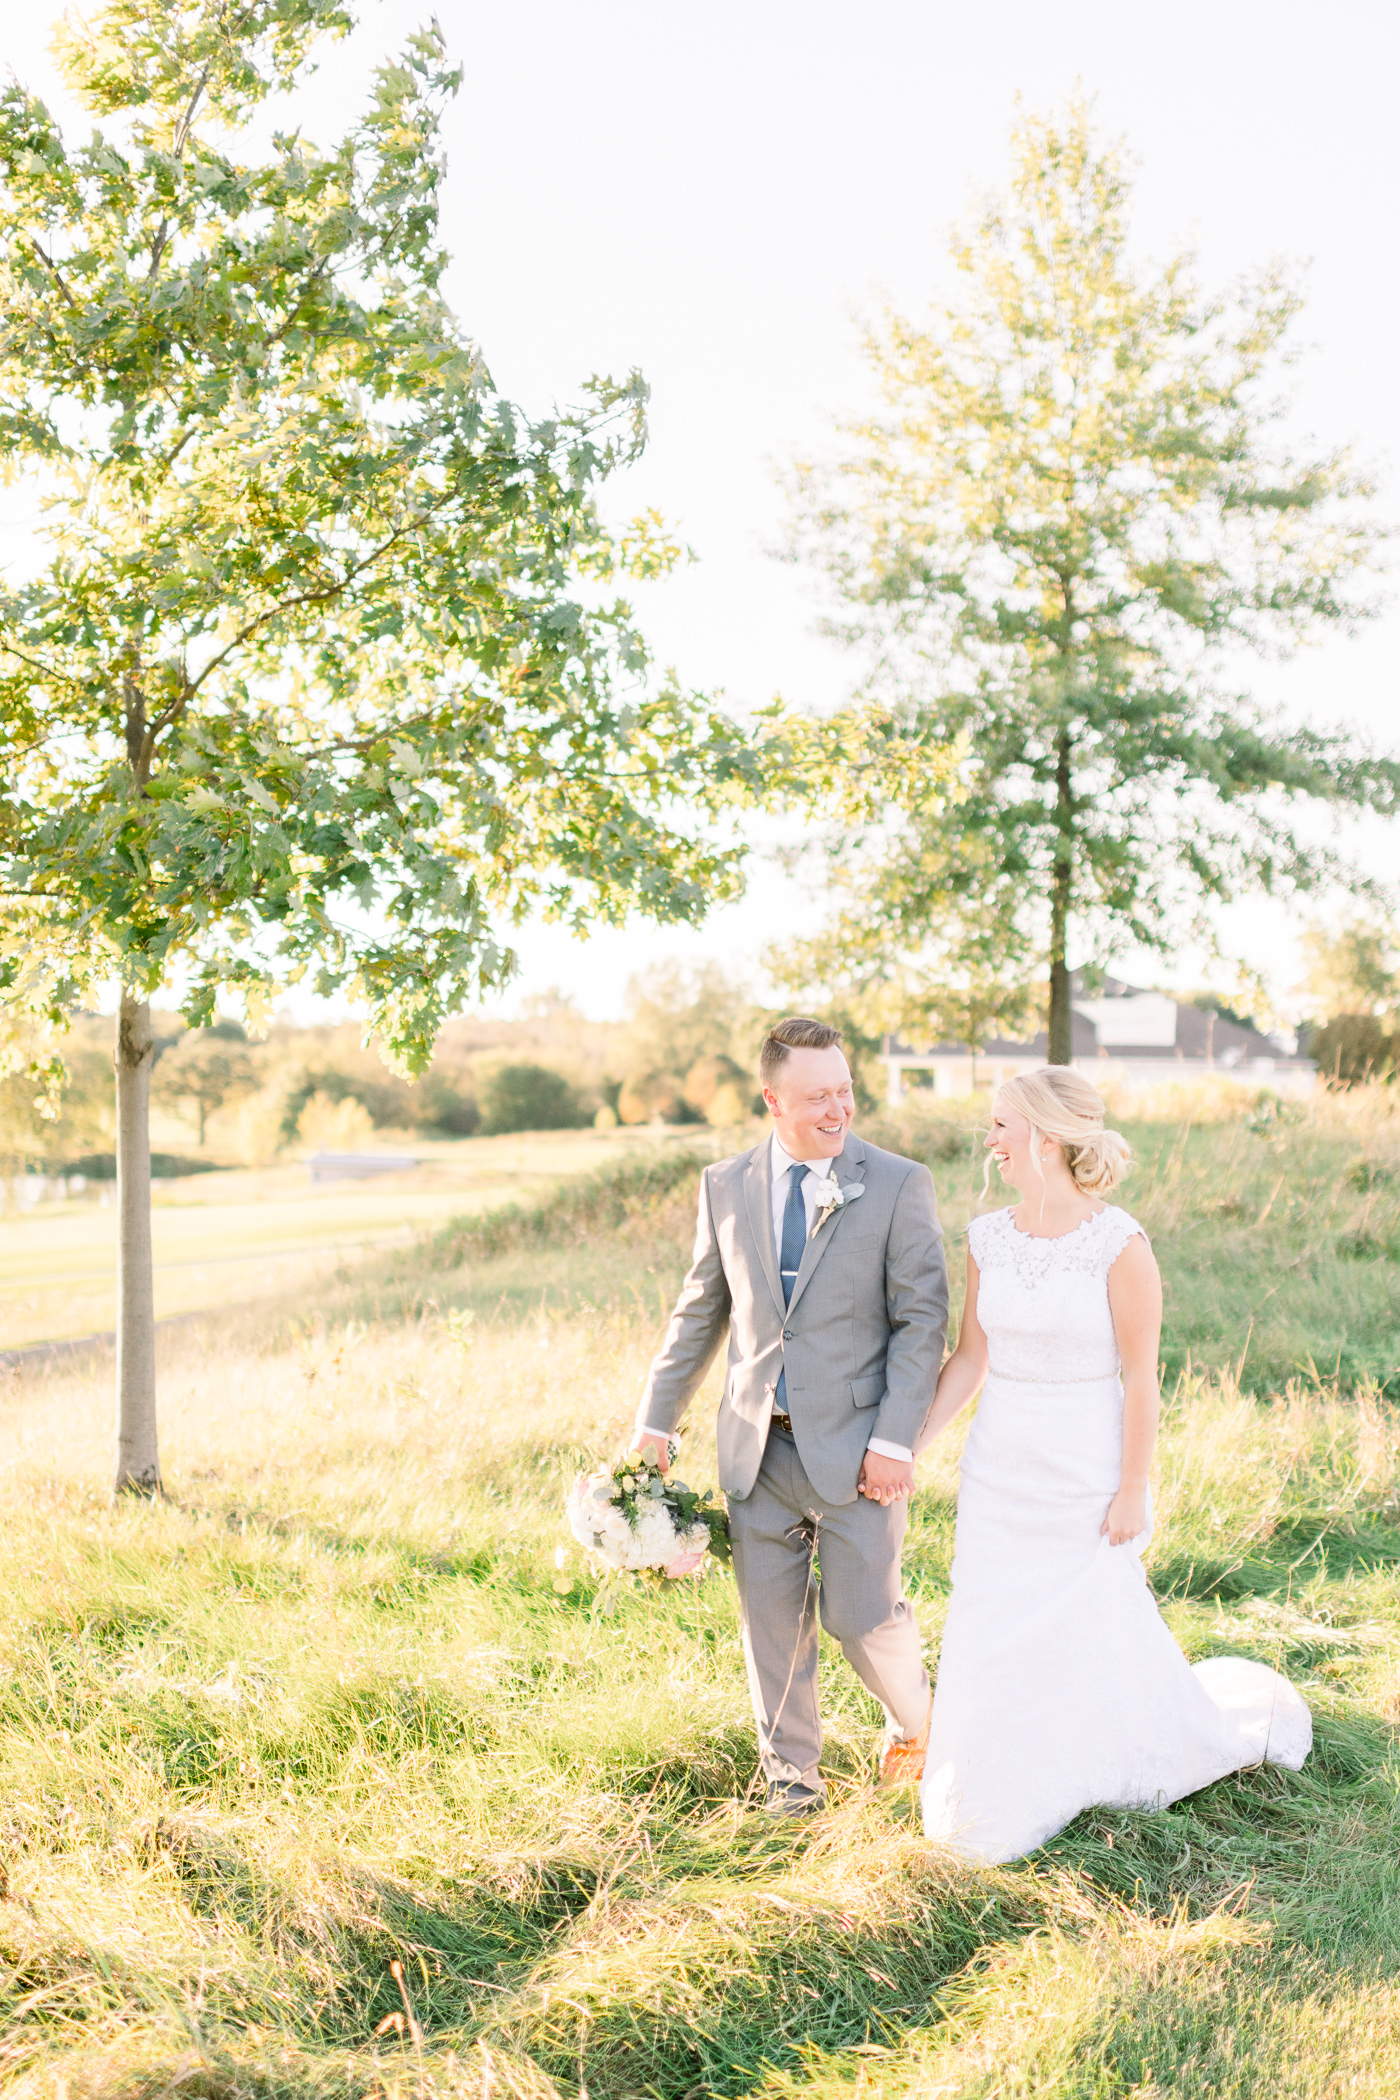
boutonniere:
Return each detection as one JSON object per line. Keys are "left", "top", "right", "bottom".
{"left": 809, "top": 1173, "right": 865, "bottom": 1236}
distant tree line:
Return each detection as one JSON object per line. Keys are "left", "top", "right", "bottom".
{"left": 0, "top": 962, "right": 796, "bottom": 1179}
{"left": 1298, "top": 921, "right": 1400, "bottom": 1085}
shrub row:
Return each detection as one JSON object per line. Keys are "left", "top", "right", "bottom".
{"left": 426, "top": 1148, "right": 709, "bottom": 1268}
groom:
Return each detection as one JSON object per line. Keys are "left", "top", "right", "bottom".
{"left": 634, "top": 1017, "right": 949, "bottom": 1814}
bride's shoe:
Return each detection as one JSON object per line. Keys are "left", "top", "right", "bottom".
{"left": 877, "top": 1693, "right": 933, "bottom": 1786}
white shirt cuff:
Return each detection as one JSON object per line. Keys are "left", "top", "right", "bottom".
{"left": 637, "top": 1424, "right": 676, "bottom": 1447}
{"left": 866, "top": 1436, "right": 913, "bottom": 1462}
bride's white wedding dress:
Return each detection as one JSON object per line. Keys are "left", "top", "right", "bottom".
{"left": 920, "top": 1204, "right": 1311, "bottom": 1865}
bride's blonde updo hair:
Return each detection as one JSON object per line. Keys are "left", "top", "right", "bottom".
{"left": 996, "top": 1067, "right": 1133, "bottom": 1197}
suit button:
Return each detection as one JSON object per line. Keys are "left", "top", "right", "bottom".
{"left": 782, "top": 1329, "right": 793, "bottom": 1341}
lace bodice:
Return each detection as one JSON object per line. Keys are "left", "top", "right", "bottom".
{"left": 967, "top": 1203, "right": 1145, "bottom": 1384}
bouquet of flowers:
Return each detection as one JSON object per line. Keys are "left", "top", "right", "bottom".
{"left": 565, "top": 1449, "right": 731, "bottom": 1580}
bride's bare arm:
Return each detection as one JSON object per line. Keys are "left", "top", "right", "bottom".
{"left": 914, "top": 1253, "right": 987, "bottom": 1455}
{"left": 1103, "top": 1233, "right": 1164, "bottom": 1545}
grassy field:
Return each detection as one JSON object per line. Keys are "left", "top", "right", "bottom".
{"left": 0, "top": 1128, "right": 711, "bottom": 1353}
{"left": 1, "top": 1086, "right": 1399, "bottom": 2098}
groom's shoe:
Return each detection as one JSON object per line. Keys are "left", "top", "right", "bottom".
{"left": 877, "top": 1694, "right": 933, "bottom": 1787}
{"left": 763, "top": 1779, "right": 825, "bottom": 1817}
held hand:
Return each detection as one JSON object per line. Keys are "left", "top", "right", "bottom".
{"left": 858, "top": 1450, "right": 914, "bottom": 1506}
{"left": 1101, "top": 1485, "right": 1147, "bottom": 1546}
{"left": 635, "top": 1433, "right": 672, "bottom": 1475}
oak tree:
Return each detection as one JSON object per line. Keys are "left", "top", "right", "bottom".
{"left": 0, "top": 0, "right": 758, "bottom": 1491}
{"left": 152, "top": 1025, "right": 257, "bottom": 1145}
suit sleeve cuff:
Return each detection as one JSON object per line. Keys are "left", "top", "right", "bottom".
{"left": 866, "top": 1435, "right": 913, "bottom": 1462}
{"left": 637, "top": 1424, "right": 677, "bottom": 1448}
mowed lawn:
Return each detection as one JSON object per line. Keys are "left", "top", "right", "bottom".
{"left": 0, "top": 1088, "right": 1398, "bottom": 2099}
{"left": 0, "top": 1128, "right": 708, "bottom": 1352}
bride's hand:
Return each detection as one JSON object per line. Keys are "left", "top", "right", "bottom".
{"left": 858, "top": 1450, "right": 914, "bottom": 1505}
{"left": 1101, "top": 1485, "right": 1147, "bottom": 1546}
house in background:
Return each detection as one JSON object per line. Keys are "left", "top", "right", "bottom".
{"left": 880, "top": 971, "right": 1316, "bottom": 1102}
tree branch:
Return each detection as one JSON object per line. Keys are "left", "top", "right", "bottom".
{"left": 187, "top": 494, "right": 454, "bottom": 697}
{"left": 24, "top": 236, "right": 79, "bottom": 311}
{"left": 170, "top": 64, "right": 214, "bottom": 161}
{"left": 0, "top": 637, "right": 91, "bottom": 695}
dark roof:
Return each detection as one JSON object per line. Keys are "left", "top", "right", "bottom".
{"left": 885, "top": 972, "right": 1312, "bottom": 1065}
{"left": 891, "top": 1013, "right": 1100, "bottom": 1060}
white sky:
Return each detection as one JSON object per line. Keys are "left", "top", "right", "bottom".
{"left": 5, "top": 0, "right": 1398, "bottom": 1023}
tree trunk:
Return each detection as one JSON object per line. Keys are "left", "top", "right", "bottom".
{"left": 1047, "top": 726, "right": 1074, "bottom": 1064}
{"left": 114, "top": 991, "right": 161, "bottom": 1497}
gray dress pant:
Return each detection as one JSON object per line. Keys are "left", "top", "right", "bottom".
{"left": 727, "top": 1423, "right": 930, "bottom": 1790}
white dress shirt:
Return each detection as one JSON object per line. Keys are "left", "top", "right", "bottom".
{"left": 768, "top": 1129, "right": 829, "bottom": 1260}
{"left": 643, "top": 1133, "right": 913, "bottom": 1465}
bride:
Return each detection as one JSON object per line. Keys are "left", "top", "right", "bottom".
{"left": 916, "top": 1066, "right": 1310, "bottom": 1864}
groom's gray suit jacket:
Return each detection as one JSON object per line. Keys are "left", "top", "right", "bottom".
{"left": 636, "top": 1130, "right": 949, "bottom": 1505}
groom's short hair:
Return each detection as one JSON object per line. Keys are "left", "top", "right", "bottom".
{"left": 759, "top": 1016, "right": 845, "bottom": 1089}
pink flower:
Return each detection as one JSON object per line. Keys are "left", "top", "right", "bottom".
{"left": 663, "top": 1546, "right": 707, "bottom": 1580}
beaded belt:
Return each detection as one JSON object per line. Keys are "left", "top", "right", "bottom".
{"left": 986, "top": 1368, "right": 1119, "bottom": 1385}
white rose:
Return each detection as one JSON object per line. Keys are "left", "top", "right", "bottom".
{"left": 632, "top": 1503, "right": 680, "bottom": 1566}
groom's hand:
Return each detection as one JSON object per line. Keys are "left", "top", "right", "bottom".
{"left": 858, "top": 1450, "right": 914, "bottom": 1505}
{"left": 636, "top": 1433, "right": 672, "bottom": 1475}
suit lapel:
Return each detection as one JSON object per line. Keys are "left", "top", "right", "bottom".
{"left": 744, "top": 1137, "right": 785, "bottom": 1319}
{"left": 785, "top": 1136, "right": 868, "bottom": 1318}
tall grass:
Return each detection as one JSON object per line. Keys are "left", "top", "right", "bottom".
{"left": 0, "top": 1097, "right": 1398, "bottom": 2097}
{"left": 424, "top": 1146, "right": 711, "bottom": 1268}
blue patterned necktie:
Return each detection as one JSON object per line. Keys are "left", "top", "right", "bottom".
{"left": 780, "top": 1161, "right": 809, "bottom": 1307}
{"left": 775, "top": 1161, "right": 809, "bottom": 1413}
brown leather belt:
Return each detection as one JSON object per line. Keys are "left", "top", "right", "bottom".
{"left": 770, "top": 1410, "right": 795, "bottom": 1436}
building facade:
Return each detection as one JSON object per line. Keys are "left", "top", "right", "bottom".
{"left": 881, "top": 974, "right": 1315, "bottom": 1102}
